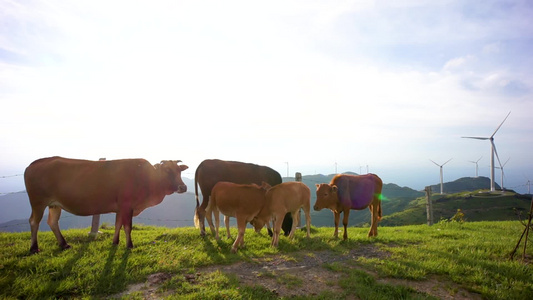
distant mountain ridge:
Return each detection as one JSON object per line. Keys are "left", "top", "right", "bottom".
{"left": 0, "top": 174, "right": 518, "bottom": 232}
{"left": 428, "top": 176, "right": 501, "bottom": 194}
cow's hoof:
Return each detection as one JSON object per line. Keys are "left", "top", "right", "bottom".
{"left": 29, "top": 248, "right": 41, "bottom": 255}
{"left": 61, "top": 244, "right": 72, "bottom": 250}
{"left": 230, "top": 248, "right": 238, "bottom": 254}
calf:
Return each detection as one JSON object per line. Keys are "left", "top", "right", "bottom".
{"left": 253, "top": 182, "right": 311, "bottom": 247}
{"left": 209, "top": 181, "right": 271, "bottom": 253}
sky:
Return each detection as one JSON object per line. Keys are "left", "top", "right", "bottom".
{"left": 1, "top": 0, "right": 532, "bottom": 194}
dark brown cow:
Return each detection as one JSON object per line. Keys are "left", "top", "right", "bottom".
{"left": 193, "top": 159, "right": 291, "bottom": 236}
{"left": 314, "top": 173, "right": 383, "bottom": 240}
{"left": 24, "top": 156, "right": 188, "bottom": 253}
{"left": 252, "top": 181, "right": 311, "bottom": 247}
{"left": 209, "top": 181, "right": 271, "bottom": 253}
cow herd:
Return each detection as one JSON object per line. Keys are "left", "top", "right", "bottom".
{"left": 23, "top": 157, "right": 383, "bottom": 254}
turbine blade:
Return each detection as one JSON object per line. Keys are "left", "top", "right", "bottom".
{"left": 429, "top": 159, "right": 440, "bottom": 166}
{"left": 491, "top": 111, "right": 511, "bottom": 138}
{"left": 503, "top": 157, "right": 510, "bottom": 167}
{"left": 462, "top": 136, "right": 489, "bottom": 140}
{"left": 443, "top": 158, "right": 453, "bottom": 166}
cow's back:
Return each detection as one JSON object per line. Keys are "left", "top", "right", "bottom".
{"left": 266, "top": 182, "right": 310, "bottom": 211}
{"left": 211, "top": 182, "right": 266, "bottom": 219}
{"left": 332, "top": 174, "right": 382, "bottom": 210}
{"left": 24, "top": 157, "right": 153, "bottom": 215}
{"left": 196, "top": 159, "right": 281, "bottom": 195}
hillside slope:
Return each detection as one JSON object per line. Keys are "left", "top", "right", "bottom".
{"left": 381, "top": 191, "right": 532, "bottom": 226}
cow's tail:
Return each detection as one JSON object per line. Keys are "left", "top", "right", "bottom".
{"left": 377, "top": 199, "right": 382, "bottom": 222}
{"left": 376, "top": 192, "right": 383, "bottom": 222}
{"left": 194, "top": 167, "right": 200, "bottom": 229}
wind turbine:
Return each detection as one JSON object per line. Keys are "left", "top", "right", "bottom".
{"left": 468, "top": 156, "right": 482, "bottom": 178}
{"left": 525, "top": 176, "right": 531, "bottom": 194}
{"left": 462, "top": 111, "right": 511, "bottom": 192}
{"left": 495, "top": 157, "right": 510, "bottom": 190}
{"left": 430, "top": 158, "right": 452, "bottom": 194}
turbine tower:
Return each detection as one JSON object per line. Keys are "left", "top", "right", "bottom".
{"left": 495, "top": 157, "right": 510, "bottom": 190}
{"left": 430, "top": 158, "right": 452, "bottom": 194}
{"left": 468, "top": 156, "right": 482, "bottom": 178}
{"left": 462, "top": 111, "right": 511, "bottom": 192}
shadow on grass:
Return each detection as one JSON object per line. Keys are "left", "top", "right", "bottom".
{"left": 94, "top": 245, "right": 131, "bottom": 295}
{"left": 43, "top": 240, "right": 91, "bottom": 298}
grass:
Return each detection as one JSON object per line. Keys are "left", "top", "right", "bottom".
{"left": 0, "top": 221, "right": 532, "bottom": 299}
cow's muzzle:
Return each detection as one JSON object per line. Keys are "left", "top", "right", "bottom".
{"left": 313, "top": 205, "right": 321, "bottom": 211}
{"left": 177, "top": 185, "right": 187, "bottom": 193}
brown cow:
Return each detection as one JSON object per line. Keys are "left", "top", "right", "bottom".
{"left": 252, "top": 181, "right": 311, "bottom": 247}
{"left": 24, "top": 156, "right": 188, "bottom": 253}
{"left": 209, "top": 181, "right": 271, "bottom": 253}
{"left": 193, "top": 159, "right": 292, "bottom": 237}
{"left": 314, "top": 173, "right": 382, "bottom": 240}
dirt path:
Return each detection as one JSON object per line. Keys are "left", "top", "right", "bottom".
{"left": 115, "top": 245, "right": 480, "bottom": 299}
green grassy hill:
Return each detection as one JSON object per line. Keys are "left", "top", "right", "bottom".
{"left": 1, "top": 222, "right": 531, "bottom": 299}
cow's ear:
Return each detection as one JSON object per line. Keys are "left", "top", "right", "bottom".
{"left": 179, "top": 165, "right": 189, "bottom": 171}
{"left": 261, "top": 181, "right": 271, "bottom": 190}
{"left": 315, "top": 184, "right": 320, "bottom": 188}
{"left": 331, "top": 185, "right": 338, "bottom": 193}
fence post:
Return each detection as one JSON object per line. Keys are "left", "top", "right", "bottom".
{"left": 295, "top": 172, "right": 302, "bottom": 228}
{"left": 89, "top": 158, "right": 106, "bottom": 236}
{"left": 425, "top": 186, "right": 433, "bottom": 226}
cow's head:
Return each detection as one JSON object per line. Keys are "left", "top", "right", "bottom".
{"left": 314, "top": 183, "right": 339, "bottom": 211}
{"left": 159, "top": 160, "right": 188, "bottom": 194}
{"left": 250, "top": 181, "right": 272, "bottom": 232}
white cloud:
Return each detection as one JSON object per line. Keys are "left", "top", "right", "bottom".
{"left": 443, "top": 55, "right": 477, "bottom": 71}
{"left": 1, "top": 0, "right": 532, "bottom": 194}
{"left": 483, "top": 42, "right": 501, "bottom": 54}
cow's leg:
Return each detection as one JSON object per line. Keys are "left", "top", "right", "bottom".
{"left": 304, "top": 207, "right": 311, "bottom": 238}
{"left": 225, "top": 216, "right": 231, "bottom": 239}
{"left": 47, "top": 206, "right": 70, "bottom": 250}
{"left": 29, "top": 206, "right": 45, "bottom": 254}
{"left": 368, "top": 202, "right": 380, "bottom": 237}
{"left": 267, "top": 220, "right": 273, "bottom": 237}
{"left": 197, "top": 195, "right": 209, "bottom": 236}
{"left": 113, "top": 213, "right": 123, "bottom": 245}
{"left": 288, "top": 211, "right": 298, "bottom": 240}
{"left": 333, "top": 211, "right": 340, "bottom": 238}
{"left": 232, "top": 218, "right": 247, "bottom": 253}
{"left": 342, "top": 210, "right": 350, "bottom": 241}
{"left": 205, "top": 197, "right": 216, "bottom": 236}
{"left": 272, "top": 214, "right": 284, "bottom": 247}
{"left": 213, "top": 206, "right": 220, "bottom": 240}
{"left": 123, "top": 210, "right": 134, "bottom": 249}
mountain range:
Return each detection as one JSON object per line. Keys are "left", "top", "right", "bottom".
{"left": 1, "top": 174, "right": 527, "bottom": 233}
